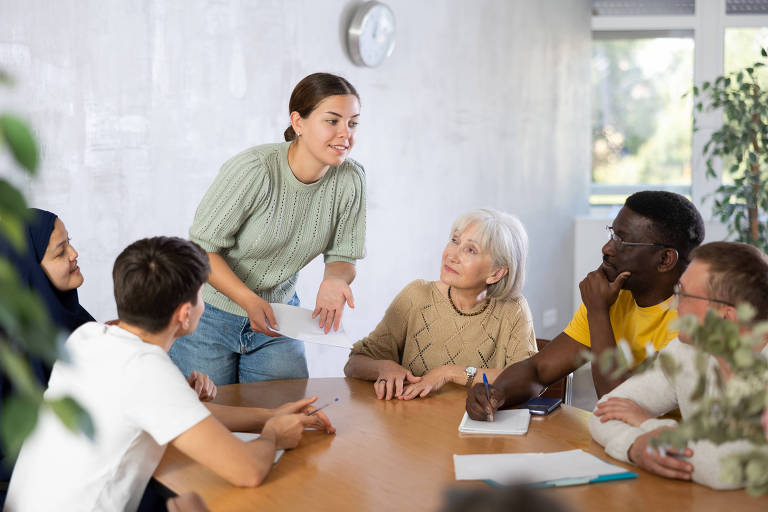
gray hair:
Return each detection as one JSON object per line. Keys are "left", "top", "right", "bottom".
{"left": 450, "top": 208, "right": 529, "bottom": 301}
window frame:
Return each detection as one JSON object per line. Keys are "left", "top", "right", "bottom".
{"left": 590, "top": 0, "right": 768, "bottom": 215}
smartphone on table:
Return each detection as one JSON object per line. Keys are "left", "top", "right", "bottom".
{"left": 522, "top": 397, "right": 562, "bottom": 415}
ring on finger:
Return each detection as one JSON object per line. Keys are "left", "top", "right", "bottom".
{"left": 377, "top": 378, "right": 387, "bottom": 383}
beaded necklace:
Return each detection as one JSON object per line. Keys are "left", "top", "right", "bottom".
{"left": 447, "top": 287, "right": 490, "bottom": 317}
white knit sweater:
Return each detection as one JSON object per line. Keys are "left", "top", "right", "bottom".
{"left": 589, "top": 338, "right": 768, "bottom": 490}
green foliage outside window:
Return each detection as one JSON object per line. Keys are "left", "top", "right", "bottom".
{"left": 591, "top": 38, "right": 693, "bottom": 200}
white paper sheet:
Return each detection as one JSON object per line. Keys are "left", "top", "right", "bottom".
{"left": 233, "top": 432, "right": 284, "bottom": 463}
{"left": 458, "top": 410, "right": 530, "bottom": 434}
{"left": 269, "top": 303, "right": 353, "bottom": 348}
{"left": 453, "top": 449, "right": 627, "bottom": 483}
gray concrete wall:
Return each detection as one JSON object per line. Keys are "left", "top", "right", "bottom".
{"left": 0, "top": 0, "right": 591, "bottom": 376}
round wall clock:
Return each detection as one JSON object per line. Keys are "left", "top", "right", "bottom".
{"left": 346, "top": 1, "right": 396, "bottom": 68}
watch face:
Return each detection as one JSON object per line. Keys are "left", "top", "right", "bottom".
{"left": 348, "top": 2, "right": 396, "bottom": 67}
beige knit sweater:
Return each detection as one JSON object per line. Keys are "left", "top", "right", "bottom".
{"left": 350, "top": 280, "right": 537, "bottom": 376}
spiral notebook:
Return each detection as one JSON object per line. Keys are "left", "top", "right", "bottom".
{"left": 458, "top": 409, "right": 531, "bottom": 435}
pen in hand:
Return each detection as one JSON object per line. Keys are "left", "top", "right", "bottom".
{"left": 306, "top": 397, "right": 340, "bottom": 416}
{"left": 483, "top": 373, "right": 494, "bottom": 422}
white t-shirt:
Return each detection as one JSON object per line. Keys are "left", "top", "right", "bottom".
{"left": 5, "top": 323, "right": 211, "bottom": 512}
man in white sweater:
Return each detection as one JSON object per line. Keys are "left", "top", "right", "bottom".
{"left": 589, "top": 241, "right": 768, "bottom": 489}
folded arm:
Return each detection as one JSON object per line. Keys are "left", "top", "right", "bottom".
{"left": 589, "top": 356, "right": 679, "bottom": 464}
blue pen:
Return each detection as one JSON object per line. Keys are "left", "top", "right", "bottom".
{"left": 483, "top": 373, "right": 494, "bottom": 422}
{"left": 531, "top": 471, "right": 637, "bottom": 488}
{"left": 306, "top": 397, "right": 340, "bottom": 416}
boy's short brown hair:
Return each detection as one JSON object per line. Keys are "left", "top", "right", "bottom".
{"left": 690, "top": 241, "right": 768, "bottom": 321}
{"left": 113, "top": 237, "right": 210, "bottom": 333}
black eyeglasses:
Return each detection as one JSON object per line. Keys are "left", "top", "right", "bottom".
{"left": 606, "top": 226, "right": 669, "bottom": 252}
{"left": 673, "top": 283, "right": 734, "bottom": 307}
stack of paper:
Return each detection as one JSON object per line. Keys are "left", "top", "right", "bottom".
{"left": 234, "top": 432, "right": 284, "bottom": 463}
{"left": 458, "top": 410, "right": 530, "bottom": 435}
{"left": 270, "top": 304, "right": 353, "bottom": 348}
{"left": 453, "top": 449, "right": 631, "bottom": 485}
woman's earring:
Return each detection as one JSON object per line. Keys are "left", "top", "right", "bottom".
{"left": 297, "top": 131, "right": 301, "bottom": 136}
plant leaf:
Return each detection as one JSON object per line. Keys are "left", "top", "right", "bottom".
{"left": 0, "top": 68, "right": 12, "bottom": 86}
{"left": 47, "top": 396, "right": 94, "bottom": 440}
{"left": 0, "top": 394, "right": 39, "bottom": 460}
{"left": 0, "top": 342, "right": 44, "bottom": 398}
{"left": 0, "top": 114, "right": 39, "bottom": 174}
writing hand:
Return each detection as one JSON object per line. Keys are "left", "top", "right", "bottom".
{"left": 273, "top": 396, "right": 335, "bottom": 433}
{"left": 466, "top": 382, "right": 504, "bottom": 421}
{"left": 629, "top": 428, "right": 694, "bottom": 480}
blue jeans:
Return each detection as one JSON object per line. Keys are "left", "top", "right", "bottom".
{"left": 169, "top": 296, "right": 308, "bottom": 385}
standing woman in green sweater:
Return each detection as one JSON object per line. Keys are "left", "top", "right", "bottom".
{"left": 170, "top": 73, "right": 366, "bottom": 384}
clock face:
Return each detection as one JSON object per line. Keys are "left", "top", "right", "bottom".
{"left": 348, "top": 2, "right": 396, "bottom": 68}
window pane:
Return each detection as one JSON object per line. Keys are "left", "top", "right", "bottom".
{"left": 591, "top": 38, "right": 694, "bottom": 205}
{"left": 724, "top": 27, "right": 768, "bottom": 75}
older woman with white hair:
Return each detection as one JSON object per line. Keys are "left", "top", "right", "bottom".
{"left": 344, "top": 208, "right": 536, "bottom": 400}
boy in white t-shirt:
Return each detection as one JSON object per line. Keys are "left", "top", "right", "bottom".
{"left": 5, "top": 237, "right": 334, "bottom": 512}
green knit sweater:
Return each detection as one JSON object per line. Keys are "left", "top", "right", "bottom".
{"left": 190, "top": 142, "right": 366, "bottom": 316}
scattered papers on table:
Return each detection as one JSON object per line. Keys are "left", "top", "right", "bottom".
{"left": 234, "top": 432, "right": 284, "bottom": 463}
{"left": 453, "top": 449, "right": 627, "bottom": 484}
{"left": 269, "top": 303, "right": 353, "bottom": 348}
{"left": 458, "top": 410, "right": 530, "bottom": 435}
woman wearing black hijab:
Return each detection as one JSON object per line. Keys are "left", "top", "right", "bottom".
{"left": 0, "top": 208, "right": 93, "bottom": 505}
{"left": 9, "top": 208, "right": 95, "bottom": 332}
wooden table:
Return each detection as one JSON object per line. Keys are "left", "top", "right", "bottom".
{"left": 153, "top": 378, "right": 768, "bottom": 511}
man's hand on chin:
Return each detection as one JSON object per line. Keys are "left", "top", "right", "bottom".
{"left": 580, "top": 264, "right": 631, "bottom": 311}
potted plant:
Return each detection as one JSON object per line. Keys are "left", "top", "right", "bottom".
{"left": 692, "top": 48, "right": 768, "bottom": 252}
{"left": 0, "top": 70, "right": 92, "bottom": 466}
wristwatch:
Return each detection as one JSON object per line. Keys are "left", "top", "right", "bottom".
{"left": 464, "top": 366, "right": 477, "bottom": 387}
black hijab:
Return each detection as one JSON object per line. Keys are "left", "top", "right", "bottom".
{"left": 0, "top": 208, "right": 94, "bottom": 333}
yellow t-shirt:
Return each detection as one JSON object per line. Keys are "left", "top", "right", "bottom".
{"left": 563, "top": 289, "right": 677, "bottom": 365}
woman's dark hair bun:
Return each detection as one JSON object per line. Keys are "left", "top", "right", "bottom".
{"left": 284, "top": 125, "right": 297, "bottom": 142}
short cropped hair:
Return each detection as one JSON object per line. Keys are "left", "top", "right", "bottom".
{"left": 113, "top": 237, "right": 210, "bottom": 333}
{"left": 624, "top": 191, "right": 705, "bottom": 264}
{"left": 450, "top": 209, "right": 528, "bottom": 301}
{"left": 690, "top": 242, "right": 768, "bottom": 321}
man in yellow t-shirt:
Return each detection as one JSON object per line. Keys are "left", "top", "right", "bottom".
{"left": 466, "top": 191, "right": 705, "bottom": 420}
{"left": 563, "top": 289, "right": 677, "bottom": 366}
